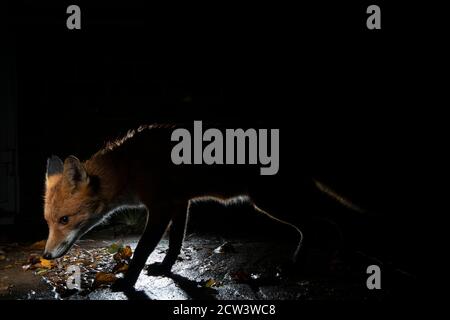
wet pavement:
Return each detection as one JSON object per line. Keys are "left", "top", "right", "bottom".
{"left": 0, "top": 231, "right": 398, "bottom": 300}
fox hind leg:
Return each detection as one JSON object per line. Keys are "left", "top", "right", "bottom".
{"left": 147, "top": 202, "right": 189, "bottom": 275}
{"left": 162, "top": 201, "right": 189, "bottom": 267}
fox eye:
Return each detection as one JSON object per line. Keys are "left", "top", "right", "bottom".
{"left": 59, "top": 216, "right": 69, "bottom": 225}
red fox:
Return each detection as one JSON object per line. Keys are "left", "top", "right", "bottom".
{"left": 44, "top": 125, "right": 302, "bottom": 287}
{"left": 43, "top": 124, "right": 360, "bottom": 290}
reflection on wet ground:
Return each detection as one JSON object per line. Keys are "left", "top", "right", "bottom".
{"left": 0, "top": 232, "right": 402, "bottom": 300}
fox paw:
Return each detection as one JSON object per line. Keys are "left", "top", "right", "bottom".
{"left": 145, "top": 262, "right": 171, "bottom": 276}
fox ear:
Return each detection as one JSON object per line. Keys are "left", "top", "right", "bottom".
{"left": 46, "top": 155, "right": 64, "bottom": 178}
{"left": 63, "top": 155, "right": 88, "bottom": 188}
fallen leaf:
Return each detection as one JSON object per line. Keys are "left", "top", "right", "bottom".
{"left": 113, "top": 246, "right": 133, "bottom": 261}
{"left": 30, "top": 263, "right": 42, "bottom": 270}
{"left": 93, "top": 272, "right": 117, "bottom": 287}
{"left": 205, "top": 279, "right": 217, "bottom": 288}
{"left": 112, "top": 262, "right": 129, "bottom": 274}
{"left": 36, "top": 268, "right": 48, "bottom": 275}
{"left": 107, "top": 243, "right": 122, "bottom": 254}
{"left": 30, "top": 240, "right": 47, "bottom": 250}
{"left": 40, "top": 258, "right": 56, "bottom": 269}
{"left": 121, "top": 246, "right": 132, "bottom": 259}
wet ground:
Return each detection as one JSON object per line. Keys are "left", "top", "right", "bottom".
{"left": 0, "top": 229, "right": 401, "bottom": 301}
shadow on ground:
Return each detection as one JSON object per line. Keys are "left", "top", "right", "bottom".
{"left": 0, "top": 227, "right": 414, "bottom": 301}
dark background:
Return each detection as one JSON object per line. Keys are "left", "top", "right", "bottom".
{"left": 2, "top": 1, "right": 427, "bottom": 276}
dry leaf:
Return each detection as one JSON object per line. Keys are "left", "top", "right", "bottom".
{"left": 112, "top": 262, "right": 129, "bottom": 274}
{"left": 40, "top": 258, "right": 56, "bottom": 269}
{"left": 107, "top": 243, "right": 122, "bottom": 254}
{"left": 36, "top": 268, "right": 48, "bottom": 275}
{"left": 93, "top": 272, "right": 117, "bottom": 287}
{"left": 113, "top": 246, "right": 133, "bottom": 261}
{"left": 205, "top": 279, "right": 217, "bottom": 288}
{"left": 120, "top": 246, "right": 132, "bottom": 260}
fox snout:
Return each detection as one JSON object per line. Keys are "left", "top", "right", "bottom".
{"left": 43, "top": 230, "right": 78, "bottom": 259}
{"left": 43, "top": 242, "right": 68, "bottom": 260}
{"left": 42, "top": 252, "right": 53, "bottom": 260}
{"left": 43, "top": 240, "right": 72, "bottom": 260}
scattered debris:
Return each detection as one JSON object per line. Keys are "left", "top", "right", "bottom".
{"left": 230, "top": 270, "right": 282, "bottom": 288}
{"left": 0, "top": 284, "right": 13, "bottom": 292}
{"left": 113, "top": 246, "right": 132, "bottom": 261}
{"left": 36, "top": 269, "right": 48, "bottom": 276}
{"left": 214, "top": 242, "right": 236, "bottom": 254}
{"left": 107, "top": 242, "right": 123, "bottom": 254}
{"left": 23, "top": 254, "right": 57, "bottom": 271}
{"left": 93, "top": 272, "right": 117, "bottom": 288}
{"left": 40, "top": 258, "right": 56, "bottom": 269}
{"left": 112, "top": 262, "right": 129, "bottom": 274}
{"left": 205, "top": 278, "right": 218, "bottom": 288}
{"left": 2, "top": 265, "right": 13, "bottom": 270}
{"left": 22, "top": 264, "right": 31, "bottom": 271}
{"left": 21, "top": 242, "right": 133, "bottom": 297}
{"left": 250, "top": 273, "right": 261, "bottom": 280}
{"left": 1, "top": 234, "right": 395, "bottom": 300}
{"left": 28, "top": 254, "right": 41, "bottom": 265}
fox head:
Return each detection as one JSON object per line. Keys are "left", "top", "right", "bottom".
{"left": 43, "top": 155, "right": 106, "bottom": 259}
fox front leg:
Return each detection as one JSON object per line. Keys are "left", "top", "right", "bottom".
{"left": 112, "top": 204, "right": 172, "bottom": 291}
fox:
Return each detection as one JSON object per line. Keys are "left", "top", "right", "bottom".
{"left": 42, "top": 124, "right": 362, "bottom": 291}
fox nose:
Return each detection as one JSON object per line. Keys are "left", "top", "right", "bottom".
{"left": 42, "top": 252, "right": 52, "bottom": 260}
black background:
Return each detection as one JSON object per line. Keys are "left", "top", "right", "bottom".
{"left": 3, "top": 1, "right": 431, "bottom": 301}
